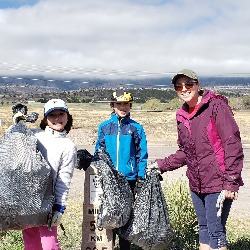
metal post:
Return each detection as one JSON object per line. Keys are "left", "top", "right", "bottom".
{"left": 81, "top": 165, "right": 114, "bottom": 250}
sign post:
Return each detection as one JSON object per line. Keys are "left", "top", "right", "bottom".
{"left": 81, "top": 165, "right": 114, "bottom": 250}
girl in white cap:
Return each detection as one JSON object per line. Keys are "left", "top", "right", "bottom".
{"left": 22, "top": 99, "right": 77, "bottom": 250}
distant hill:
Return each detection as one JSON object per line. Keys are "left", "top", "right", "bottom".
{"left": 1, "top": 74, "right": 250, "bottom": 106}
{"left": 1, "top": 75, "right": 250, "bottom": 91}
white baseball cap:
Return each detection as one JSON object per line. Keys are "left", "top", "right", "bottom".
{"left": 44, "top": 99, "right": 68, "bottom": 116}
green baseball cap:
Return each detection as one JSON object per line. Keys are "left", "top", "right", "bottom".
{"left": 172, "top": 69, "right": 198, "bottom": 85}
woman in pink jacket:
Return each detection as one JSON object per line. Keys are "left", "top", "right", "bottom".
{"left": 150, "top": 69, "right": 244, "bottom": 250}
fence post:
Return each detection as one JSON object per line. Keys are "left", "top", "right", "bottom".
{"left": 81, "top": 165, "right": 114, "bottom": 250}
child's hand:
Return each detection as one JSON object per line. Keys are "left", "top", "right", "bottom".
{"left": 51, "top": 211, "right": 63, "bottom": 227}
{"left": 48, "top": 204, "right": 66, "bottom": 229}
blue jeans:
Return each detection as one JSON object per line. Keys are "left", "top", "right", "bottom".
{"left": 190, "top": 191, "right": 233, "bottom": 249}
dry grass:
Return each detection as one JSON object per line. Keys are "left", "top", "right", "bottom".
{"left": 1, "top": 103, "right": 250, "bottom": 146}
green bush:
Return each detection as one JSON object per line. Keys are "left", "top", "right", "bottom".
{"left": 242, "top": 95, "right": 250, "bottom": 109}
{"left": 229, "top": 97, "right": 244, "bottom": 110}
{"left": 163, "top": 180, "right": 250, "bottom": 250}
{"left": 165, "top": 97, "right": 184, "bottom": 110}
{"left": 141, "top": 98, "right": 165, "bottom": 111}
{"left": 163, "top": 180, "right": 199, "bottom": 250}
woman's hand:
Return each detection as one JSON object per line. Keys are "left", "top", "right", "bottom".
{"left": 225, "top": 190, "right": 238, "bottom": 200}
{"left": 216, "top": 190, "right": 238, "bottom": 217}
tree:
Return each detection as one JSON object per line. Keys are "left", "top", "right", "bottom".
{"left": 141, "top": 99, "right": 165, "bottom": 111}
{"left": 165, "top": 97, "right": 184, "bottom": 110}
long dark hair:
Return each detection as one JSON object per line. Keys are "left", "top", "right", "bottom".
{"left": 40, "top": 113, "right": 73, "bottom": 134}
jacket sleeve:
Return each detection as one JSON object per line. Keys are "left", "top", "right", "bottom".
{"left": 156, "top": 120, "right": 187, "bottom": 173}
{"left": 213, "top": 100, "right": 244, "bottom": 192}
{"left": 136, "top": 127, "right": 148, "bottom": 179}
{"left": 95, "top": 125, "right": 105, "bottom": 153}
{"left": 156, "top": 144, "right": 187, "bottom": 174}
{"left": 55, "top": 144, "right": 77, "bottom": 206}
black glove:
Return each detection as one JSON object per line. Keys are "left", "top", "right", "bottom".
{"left": 76, "top": 149, "right": 93, "bottom": 171}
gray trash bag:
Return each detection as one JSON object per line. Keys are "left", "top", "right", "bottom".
{"left": 0, "top": 121, "right": 54, "bottom": 230}
{"left": 118, "top": 169, "right": 173, "bottom": 250}
{"left": 92, "top": 148, "right": 133, "bottom": 229}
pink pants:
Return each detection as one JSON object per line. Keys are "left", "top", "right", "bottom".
{"left": 22, "top": 226, "right": 61, "bottom": 250}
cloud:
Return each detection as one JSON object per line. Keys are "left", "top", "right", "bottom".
{"left": 0, "top": 0, "right": 249, "bottom": 78}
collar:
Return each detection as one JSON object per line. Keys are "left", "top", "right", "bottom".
{"left": 111, "top": 112, "right": 130, "bottom": 124}
{"left": 45, "top": 126, "right": 67, "bottom": 138}
{"left": 177, "top": 90, "right": 228, "bottom": 119}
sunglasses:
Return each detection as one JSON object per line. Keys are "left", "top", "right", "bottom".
{"left": 174, "top": 80, "right": 198, "bottom": 91}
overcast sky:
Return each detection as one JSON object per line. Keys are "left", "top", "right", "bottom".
{"left": 0, "top": 0, "right": 249, "bottom": 79}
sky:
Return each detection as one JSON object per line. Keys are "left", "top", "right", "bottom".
{"left": 0, "top": 0, "right": 250, "bottom": 79}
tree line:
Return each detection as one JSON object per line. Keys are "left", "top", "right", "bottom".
{"left": 1, "top": 87, "right": 250, "bottom": 110}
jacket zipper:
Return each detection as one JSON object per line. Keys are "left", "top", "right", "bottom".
{"left": 116, "top": 122, "right": 120, "bottom": 171}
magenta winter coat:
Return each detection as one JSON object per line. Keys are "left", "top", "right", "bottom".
{"left": 157, "top": 90, "right": 244, "bottom": 193}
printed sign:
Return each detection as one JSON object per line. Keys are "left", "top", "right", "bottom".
{"left": 90, "top": 175, "right": 103, "bottom": 204}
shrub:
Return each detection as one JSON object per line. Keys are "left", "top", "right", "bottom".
{"left": 141, "top": 98, "right": 165, "bottom": 111}
{"left": 229, "top": 97, "right": 244, "bottom": 110}
{"left": 163, "top": 180, "right": 199, "bottom": 250}
{"left": 165, "top": 97, "right": 184, "bottom": 110}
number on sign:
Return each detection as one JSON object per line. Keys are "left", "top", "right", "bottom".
{"left": 89, "top": 220, "right": 103, "bottom": 231}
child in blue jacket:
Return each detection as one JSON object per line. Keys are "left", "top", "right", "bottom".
{"left": 95, "top": 90, "right": 148, "bottom": 250}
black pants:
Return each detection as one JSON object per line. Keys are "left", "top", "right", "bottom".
{"left": 114, "top": 180, "right": 136, "bottom": 250}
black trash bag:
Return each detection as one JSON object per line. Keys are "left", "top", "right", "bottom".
{"left": 26, "top": 112, "right": 39, "bottom": 123}
{"left": 76, "top": 149, "right": 93, "bottom": 171}
{"left": 0, "top": 120, "right": 54, "bottom": 230}
{"left": 118, "top": 169, "right": 173, "bottom": 250}
{"left": 12, "top": 103, "right": 28, "bottom": 115}
{"left": 92, "top": 148, "right": 133, "bottom": 229}
{"left": 12, "top": 103, "right": 39, "bottom": 123}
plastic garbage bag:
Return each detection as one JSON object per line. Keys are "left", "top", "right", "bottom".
{"left": 92, "top": 148, "right": 133, "bottom": 229}
{"left": 118, "top": 169, "right": 173, "bottom": 250}
{"left": 0, "top": 120, "right": 54, "bottom": 230}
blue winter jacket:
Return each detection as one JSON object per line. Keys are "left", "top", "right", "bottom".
{"left": 95, "top": 113, "right": 148, "bottom": 180}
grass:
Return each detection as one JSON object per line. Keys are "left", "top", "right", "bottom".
{"left": 1, "top": 104, "right": 250, "bottom": 145}
{"left": 1, "top": 180, "right": 250, "bottom": 250}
